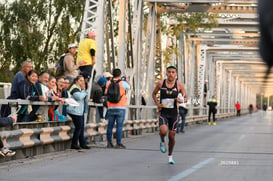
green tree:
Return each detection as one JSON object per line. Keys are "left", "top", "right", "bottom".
{"left": 161, "top": 12, "right": 218, "bottom": 64}
{"left": 0, "top": 0, "right": 85, "bottom": 82}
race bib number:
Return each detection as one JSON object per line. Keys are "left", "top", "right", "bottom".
{"left": 161, "top": 98, "right": 174, "bottom": 108}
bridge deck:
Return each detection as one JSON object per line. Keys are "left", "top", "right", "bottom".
{"left": 0, "top": 111, "right": 272, "bottom": 181}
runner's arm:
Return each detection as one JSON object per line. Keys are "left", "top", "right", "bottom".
{"left": 152, "top": 81, "right": 163, "bottom": 110}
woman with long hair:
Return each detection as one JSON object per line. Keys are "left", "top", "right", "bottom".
{"left": 17, "top": 70, "right": 44, "bottom": 122}
{"left": 46, "top": 76, "right": 64, "bottom": 121}
{"left": 67, "top": 75, "right": 90, "bottom": 149}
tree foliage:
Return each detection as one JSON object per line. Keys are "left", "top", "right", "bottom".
{"left": 161, "top": 12, "right": 218, "bottom": 64}
{"left": 0, "top": 0, "right": 85, "bottom": 82}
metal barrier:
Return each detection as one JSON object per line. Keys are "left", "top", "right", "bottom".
{"left": 0, "top": 83, "right": 11, "bottom": 99}
{"left": 0, "top": 98, "right": 249, "bottom": 162}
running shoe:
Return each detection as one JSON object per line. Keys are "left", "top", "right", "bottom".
{"left": 0, "top": 148, "right": 16, "bottom": 157}
{"left": 115, "top": 143, "right": 126, "bottom": 149}
{"left": 168, "top": 160, "right": 175, "bottom": 165}
{"left": 160, "top": 141, "right": 167, "bottom": 153}
{"left": 107, "top": 142, "right": 114, "bottom": 148}
{"left": 208, "top": 122, "right": 211, "bottom": 126}
{"left": 213, "top": 122, "right": 216, "bottom": 126}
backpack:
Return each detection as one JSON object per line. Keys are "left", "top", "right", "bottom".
{"left": 55, "top": 53, "right": 67, "bottom": 77}
{"left": 107, "top": 79, "right": 122, "bottom": 103}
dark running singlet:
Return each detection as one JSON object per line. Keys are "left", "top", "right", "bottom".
{"left": 159, "top": 79, "right": 179, "bottom": 131}
{"left": 160, "top": 79, "right": 179, "bottom": 114}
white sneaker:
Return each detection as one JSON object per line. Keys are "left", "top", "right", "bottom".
{"left": 0, "top": 148, "right": 16, "bottom": 157}
{"left": 168, "top": 155, "right": 175, "bottom": 165}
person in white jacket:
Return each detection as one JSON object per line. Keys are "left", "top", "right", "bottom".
{"left": 177, "top": 93, "right": 189, "bottom": 133}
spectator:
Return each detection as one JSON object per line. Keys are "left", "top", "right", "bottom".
{"left": 0, "top": 114, "right": 17, "bottom": 157}
{"left": 1, "top": 61, "right": 33, "bottom": 117}
{"left": 91, "top": 76, "right": 108, "bottom": 120}
{"left": 63, "top": 43, "right": 85, "bottom": 83}
{"left": 62, "top": 78, "right": 70, "bottom": 116}
{"left": 103, "top": 72, "right": 113, "bottom": 81}
{"left": 46, "top": 76, "right": 63, "bottom": 121}
{"left": 67, "top": 75, "right": 90, "bottom": 149}
{"left": 77, "top": 31, "right": 97, "bottom": 81}
{"left": 9, "top": 61, "right": 33, "bottom": 98}
{"left": 177, "top": 93, "right": 188, "bottom": 133}
{"left": 263, "top": 103, "right": 267, "bottom": 112}
{"left": 235, "top": 101, "right": 241, "bottom": 116}
{"left": 55, "top": 77, "right": 66, "bottom": 120}
{"left": 207, "top": 95, "right": 218, "bottom": 126}
{"left": 203, "top": 80, "right": 208, "bottom": 107}
{"left": 248, "top": 104, "right": 254, "bottom": 114}
{"left": 105, "top": 68, "right": 130, "bottom": 149}
{"left": 141, "top": 90, "right": 147, "bottom": 106}
{"left": 32, "top": 71, "right": 50, "bottom": 118}
{"left": 16, "top": 70, "right": 45, "bottom": 122}
{"left": 56, "top": 77, "right": 65, "bottom": 97}
{"left": 35, "top": 71, "right": 50, "bottom": 99}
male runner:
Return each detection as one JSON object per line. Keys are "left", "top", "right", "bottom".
{"left": 152, "top": 65, "right": 187, "bottom": 164}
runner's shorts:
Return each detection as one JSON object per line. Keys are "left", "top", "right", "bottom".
{"left": 159, "top": 111, "right": 178, "bottom": 131}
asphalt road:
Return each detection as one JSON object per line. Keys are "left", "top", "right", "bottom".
{"left": 1, "top": 111, "right": 273, "bottom": 181}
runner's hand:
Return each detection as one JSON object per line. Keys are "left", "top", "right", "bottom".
{"left": 157, "top": 103, "right": 163, "bottom": 111}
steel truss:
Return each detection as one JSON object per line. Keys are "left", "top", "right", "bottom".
{"left": 81, "top": 0, "right": 259, "bottom": 116}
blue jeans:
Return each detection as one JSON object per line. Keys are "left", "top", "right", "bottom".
{"left": 107, "top": 109, "right": 126, "bottom": 144}
{"left": 69, "top": 114, "right": 86, "bottom": 147}
{"left": 177, "top": 108, "right": 187, "bottom": 133}
{"left": 98, "top": 106, "right": 104, "bottom": 119}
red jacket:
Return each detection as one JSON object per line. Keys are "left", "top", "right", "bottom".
{"left": 235, "top": 103, "right": 241, "bottom": 110}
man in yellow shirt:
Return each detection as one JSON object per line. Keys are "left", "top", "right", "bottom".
{"left": 77, "top": 31, "right": 97, "bottom": 80}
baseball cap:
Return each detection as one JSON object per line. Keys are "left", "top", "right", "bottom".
{"left": 97, "top": 77, "right": 108, "bottom": 85}
{"left": 68, "top": 43, "right": 77, "bottom": 49}
{"left": 103, "top": 72, "right": 113, "bottom": 78}
{"left": 167, "top": 65, "right": 177, "bottom": 70}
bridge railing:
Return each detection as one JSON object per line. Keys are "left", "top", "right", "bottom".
{"left": 0, "top": 98, "right": 250, "bottom": 162}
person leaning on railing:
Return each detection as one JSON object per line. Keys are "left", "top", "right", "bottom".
{"left": 15, "top": 70, "right": 46, "bottom": 122}
{"left": 45, "top": 76, "right": 64, "bottom": 121}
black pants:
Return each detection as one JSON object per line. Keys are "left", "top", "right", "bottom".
{"left": 79, "top": 65, "right": 93, "bottom": 79}
{"left": 237, "top": 110, "right": 240, "bottom": 116}
{"left": 0, "top": 139, "right": 3, "bottom": 149}
{"left": 208, "top": 109, "right": 216, "bottom": 122}
{"left": 69, "top": 114, "right": 86, "bottom": 147}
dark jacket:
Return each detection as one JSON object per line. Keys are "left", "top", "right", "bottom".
{"left": 207, "top": 98, "right": 217, "bottom": 111}
{"left": 1, "top": 79, "right": 40, "bottom": 118}
{"left": 258, "top": 0, "right": 273, "bottom": 68}
{"left": 91, "top": 82, "right": 103, "bottom": 103}
{"left": 16, "top": 79, "right": 40, "bottom": 119}
{"left": 0, "top": 117, "right": 13, "bottom": 127}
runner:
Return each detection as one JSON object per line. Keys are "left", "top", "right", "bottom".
{"left": 152, "top": 65, "right": 187, "bottom": 164}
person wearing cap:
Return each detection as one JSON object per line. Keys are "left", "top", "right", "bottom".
{"left": 91, "top": 76, "right": 108, "bottom": 120}
{"left": 63, "top": 43, "right": 85, "bottom": 83}
{"left": 152, "top": 65, "right": 187, "bottom": 165}
{"left": 103, "top": 72, "right": 113, "bottom": 81}
{"left": 77, "top": 31, "right": 97, "bottom": 80}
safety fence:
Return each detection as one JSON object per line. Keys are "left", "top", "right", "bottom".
{"left": 0, "top": 99, "right": 249, "bottom": 162}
